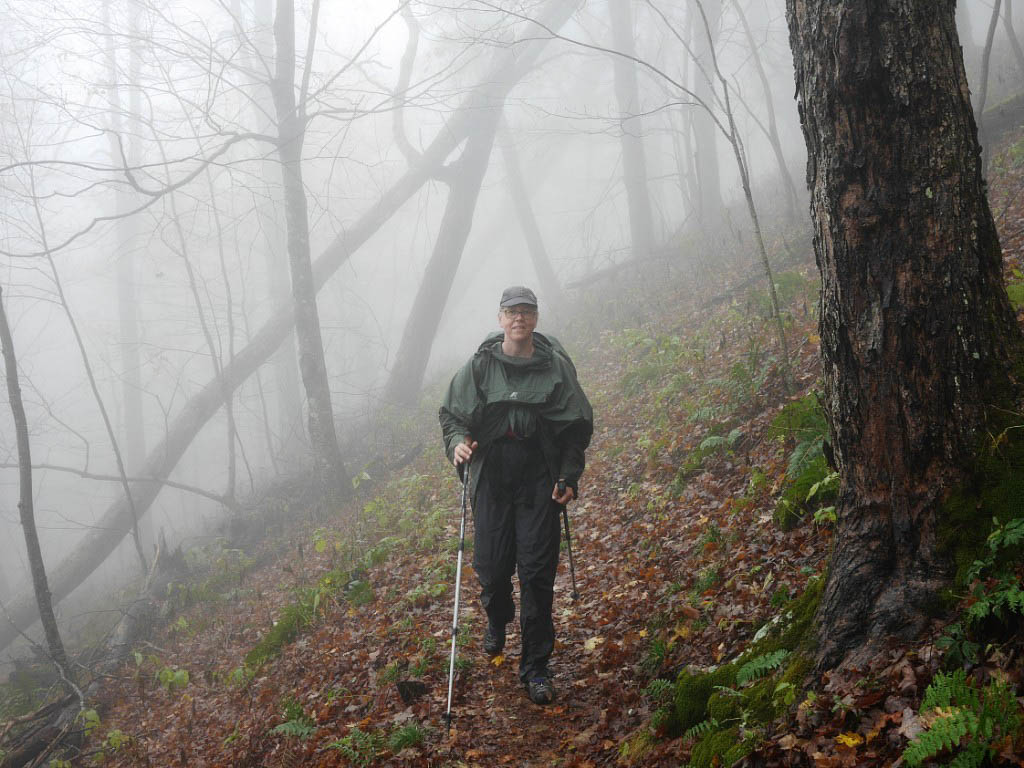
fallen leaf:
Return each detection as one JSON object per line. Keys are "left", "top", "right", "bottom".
{"left": 490, "top": 653, "right": 506, "bottom": 667}
{"left": 897, "top": 708, "right": 925, "bottom": 740}
{"left": 835, "top": 732, "right": 862, "bottom": 748}
{"left": 778, "top": 733, "right": 799, "bottom": 750}
{"left": 584, "top": 636, "right": 605, "bottom": 651}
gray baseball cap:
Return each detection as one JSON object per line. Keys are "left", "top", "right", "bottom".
{"left": 499, "top": 285, "right": 538, "bottom": 308}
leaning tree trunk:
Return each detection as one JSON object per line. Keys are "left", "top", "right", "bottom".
{"left": 786, "top": 0, "right": 1022, "bottom": 670}
{"left": 499, "top": 123, "right": 567, "bottom": 312}
{"left": 0, "top": 0, "right": 581, "bottom": 655}
{"left": 383, "top": 104, "right": 502, "bottom": 407}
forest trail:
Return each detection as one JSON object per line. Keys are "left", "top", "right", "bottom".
{"left": 86, "top": 260, "right": 831, "bottom": 767}
{"left": 72, "top": 122, "right": 1024, "bottom": 767}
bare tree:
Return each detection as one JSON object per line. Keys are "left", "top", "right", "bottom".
{"left": 731, "top": 0, "right": 799, "bottom": 223}
{"left": 976, "top": 0, "right": 1003, "bottom": 173}
{"left": 689, "top": 0, "right": 724, "bottom": 230}
{"left": 1006, "top": 0, "right": 1024, "bottom": 75}
{"left": 0, "top": 0, "right": 582, "bottom": 653}
{"left": 103, "top": 0, "right": 148, "bottom": 495}
{"left": 268, "top": 0, "right": 349, "bottom": 491}
{"left": 0, "top": 284, "right": 72, "bottom": 683}
{"left": 609, "top": 0, "right": 656, "bottom": 261}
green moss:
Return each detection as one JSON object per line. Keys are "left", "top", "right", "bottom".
{"left": 747, "top": 577, "right": 823, "bottom": 660}
{"left": 689, "top": 726, "right": 753, "bottom": 768}
{"left": 673, "top": 663, "right": 738, "bottom": 732}
{"left": 618, "top": 728, "right": 656, "bottom": 765}
{"left": 245, "top": 569, "right": 353, "bottom": 668}
{"left": 245, "top": 601, "right": 309, "bottom": 668}
{"left": 1006, "top": 280, "right": 1024, "bottom": 311}
{"left": 741, "top": 678, "right": 779, "bottom": 723}
{"left": 938, "top": 432, "right": 1024, "bottom": 586}
{"left": 768, "top": 392, "right": 827, "bottom": 443}
{"left": 706, "top": 690, "right": 742, "bottom": 723}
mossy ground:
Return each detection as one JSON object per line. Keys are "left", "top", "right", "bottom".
{"left": 661, "top": 578, "right": 823, "bottom": 765}
{"left": 938, "top": 422, "right": 1024, "bottom": 587}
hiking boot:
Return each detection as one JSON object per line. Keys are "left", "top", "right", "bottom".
{"left": 483, "top": 623, "right": 505, "bottom": 655}
{"left": 526, "top": 677, "right": 556, "bottom": 705}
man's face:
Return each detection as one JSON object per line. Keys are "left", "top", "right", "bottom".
{"left": 498, "top": 304, "right": 538, "bottom": 341}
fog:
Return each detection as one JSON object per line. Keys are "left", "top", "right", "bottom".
{"left": 0, "top": 0, "right": 1017, "bottom": 663}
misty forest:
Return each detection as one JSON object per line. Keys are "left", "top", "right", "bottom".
{"left": 1, "top": 0, "right": 1023, "bottom": 765}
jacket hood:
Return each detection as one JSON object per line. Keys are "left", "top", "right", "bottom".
{"left": 477, "top": 331, "right": 556, "bottom": 369}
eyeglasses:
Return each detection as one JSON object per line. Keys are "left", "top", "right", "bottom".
{"left": 502, "top": 307, "right": 538, "bottom": 319}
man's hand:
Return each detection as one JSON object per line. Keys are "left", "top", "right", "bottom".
{"left": 552, "top": 482, "right": 575, "bottom": 505}
{"left": 453, "top": 436, "right": 478, "bottom": 466}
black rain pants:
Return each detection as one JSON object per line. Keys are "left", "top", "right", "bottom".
{"left": 473, "top": 437, "right": 561, "bottom": 684}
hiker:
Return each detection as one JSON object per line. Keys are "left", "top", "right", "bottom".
{"left": 439, "top": 285, "right": 593, "bottom": 705}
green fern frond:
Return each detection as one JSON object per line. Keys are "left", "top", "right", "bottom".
{"left": 903, "top": 708, "right": 976, "bottom": 766}
{"left": 920, "top": 670, "right": 979, "bottom": 711}
{"left": 947, "top": 739, "right": 987, "bottom": 768}
{"left": 682, "top": 717, "right": 719, "bottom": 742}
{"left": 270, "top": 719, "right": 317, "bottom": 740}
{"left": 736, "top": 649, "right": 789, "bottom": 686}
{"left": 644, "top": 678, "right": 673, "bottom": 704}
{"left": 904, "top": 670, "right": 1023, "bottom": 768}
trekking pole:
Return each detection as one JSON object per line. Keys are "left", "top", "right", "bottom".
{"left": 443, "top": 464, "right": 470, "bottom": 736}
{"left": 558, "top": 479, "right": 580, "bottom": 602}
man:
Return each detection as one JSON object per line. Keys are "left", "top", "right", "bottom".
{"left": 439, "top": 286, "right": 593, "bottom": 705}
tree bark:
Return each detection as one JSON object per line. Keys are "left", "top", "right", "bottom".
{"left": 786, "top": 0, "right": 1022, "bottom": 670}
{"left": 609, "top": 0, "right": 656, "bottom": 260}
{"left": 0, "top": 285, "right": 70, "bottom": 678}
{"left": 270, "top": 0, "right": 349, "bottom": 492}
{"left": 0, "top": 0, "right": 581, "bottom": 655}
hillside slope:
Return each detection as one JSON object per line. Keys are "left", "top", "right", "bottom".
{"left": 47, "top": 128, "right": 1024, "bottom": 767}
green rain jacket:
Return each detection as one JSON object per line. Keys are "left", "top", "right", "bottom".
{"left": 439, "top": 331, "right": 593, "bottom": 503}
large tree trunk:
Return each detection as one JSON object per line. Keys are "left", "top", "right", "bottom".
{"left": 270, "top": 0, "right": 348, "bottom": 491}
{"left": 0, "top": 0, "right": 581, "bottom": 654}
{"left": 786, "top": 0, "right": 1022, "bottom": 670}
{"left": 608, "top": 0, "right": 655, "bottom": 260}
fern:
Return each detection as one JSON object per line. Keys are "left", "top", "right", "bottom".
{"left": 644, "top": 678, "right": 673, "bottom": 704}
{"left": 920, "top": 670, "right": 978, "bottom": 711}
{"left": 903, "top": 670, "right": 1023, "bottom": 767}
{"left": 682, "top": 717, "right": 719, "bottom": 742}
{"left": 269, "top": 718, "right": 316, "bottom": 740}
{"left": 736, "top": 650, "right": 789, "bottom": 686}
{"left": 903, "top": 708, "right": 977, "bottom": 766}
